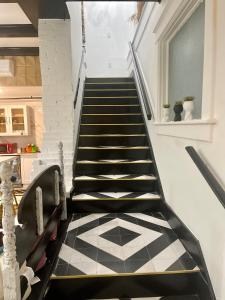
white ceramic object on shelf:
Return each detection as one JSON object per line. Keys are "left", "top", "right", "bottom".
{"left": 183, "top": 98, "right": 194, "bottom": 121}
{"left": 162, "top": 107, "right": 170, "bottom": 122}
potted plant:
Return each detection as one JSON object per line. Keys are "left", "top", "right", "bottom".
{"left": 183, "top": 96, "right": 194, "bottom": 120}
{"left": 162, "top": 104, "right": 170, "bottom": 122}
{"left": 173, "top": 101, "right": 183, "bottom": 121}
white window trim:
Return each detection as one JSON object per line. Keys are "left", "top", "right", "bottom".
{"left": 154, "top": 0, "right": 216, "bottom": 141}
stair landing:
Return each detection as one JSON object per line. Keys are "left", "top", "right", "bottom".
{"left": 52, "top": 212, "right": 198, "bottom": 278}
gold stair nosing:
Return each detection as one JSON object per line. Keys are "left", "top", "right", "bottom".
{"left": 83, "top": 105, "right": 140, "bottom": 107}
{"left": 85, "top": 82, "right": 135, "bottom": 85}
{"left": 80, "top": 123, "right": 145, "bottom": 126}
{"left": 74, "top": 177, "right": 157, "bottom": 181}
{"left": 79, "top": 134, "right": 146, "bottom": 137}
{"left": 50, "top": 269, "right": 200, "bottom": 280}
{"left": 72, "top": 197, "right": 160, "bottom": 201}
{"left": 84, "top": 96, "right": 138, "bottom": 99}
{"left": 85, "top": 89, "right": 136, "bottom": 91}
{"left": 78, "top": 146, "right": 149, "bottom": 149}
{"left": 82, "top": 113, "right": 142, "bottom": 116}
{"left": 76, "top": 160, "right": 152, "bottom": 164}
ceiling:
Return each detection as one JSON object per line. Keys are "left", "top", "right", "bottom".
{"left": 0, "top": 3, "right": 39, "bottom": 49}
{"left": 0, "top": 3, "right": 30, "bottom": 24}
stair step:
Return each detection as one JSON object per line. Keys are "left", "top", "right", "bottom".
{"left": 85, "top": 82, "right": 136, "bottom": 89}
{"left": 79, "top": 134, "right": 147, "bottom": 146}
{"left": 75, "top": 160, "right": 154, "bottom": 175}
{"left": 85, "top": 77, "right": 134, "bottom": 83}
{"left": 81, "top": 114, "right": 143, "bottom": 124}
{"left": 80, "top": 124, "right": 145, "bottom": 135}
{"left": 84, "top": 89, "right": 138, "bottom": 97}
{"left": 77, "top": 147, "right": 150, "bottom": 160}
{"left": 72, "top": 192, "right": 160, "bottom": 200}
{"left": 48, "top": 212, "right": 200, "bottom": 299}
{"left": 73, "top": 175, "right": 157, "bottom": 193}
{"left": 82, "top": 105, "right": 141, "bottom": 114}
{"left": 83, "top": 97, "right": 139, "bottom": 105}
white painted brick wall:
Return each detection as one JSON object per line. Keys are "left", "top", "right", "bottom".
{"left": 32, "top": 19, "right": 75, "bottom": 191}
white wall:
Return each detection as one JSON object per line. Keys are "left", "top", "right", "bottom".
{"left": 66, "top": 2, "right": 83, "bottom": 92}
{"left": 128, "top": 1, "right": 225, "bottom": 299}
{"left": 35, "top": 19, "right": 74, "bottom": 191}
{"left": 85, "top": 1, "right": 136, "bottom": 77}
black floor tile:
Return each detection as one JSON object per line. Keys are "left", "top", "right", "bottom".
{"left": 124, "top": 259, "right": 147, "bottom": 273}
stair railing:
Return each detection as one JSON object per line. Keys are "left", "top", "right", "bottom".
{"left": 74, "top": 46, "right": 86, "bottom": 109}
{"left": 58, "top": 141, "right": 67, "bottom": 220}
{"left": 186, "top": 146, "right": 225, "bottom": 209}
{"left": 0, "top": 162, "right": 21, "bottom": 300}
{"left": 129, "top": 42, "right": 154, "bottom": 120}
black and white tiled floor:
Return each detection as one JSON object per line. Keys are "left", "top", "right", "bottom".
{"left": 53, "top": 212, "right": 198, "bottom": 277}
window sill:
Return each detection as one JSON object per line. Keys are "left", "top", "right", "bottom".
{"left": 153, "top": 119, "right": 216, "bottom": 142}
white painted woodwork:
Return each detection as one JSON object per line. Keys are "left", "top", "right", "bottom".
{"left": 0, "top": 161, "right": 21, "bottom": 300}
{"left": 0, "top": 104, "right": 29, "bottom": 136}
{"left": 54, "top": 170, "right": 60, "bottom": 206}
{"left": 128, "top": 1, "right": 225, "bottom": 298}
{"left": 36, "top": 186, "right": 44, "bottom": 235}
{"left": 58, "top": 142, "right": 67, "bottom": 220}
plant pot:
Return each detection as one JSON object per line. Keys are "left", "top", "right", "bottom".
{"left": 162, "top": 107, "right": 170, "bottom": 122}
{"left": 183, "top": 99, "right": 194, "bottom": 120}
{"left": 173, "top": 102, "right": 183, "bottom": 121}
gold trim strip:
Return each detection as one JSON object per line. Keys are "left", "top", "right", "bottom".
{"left": 76, "top": 161, "right": 152, "bottom": 164}
{"left": 85, "top": 89, "right": 136, "bottom": 91}
{"left": 78, "top": 147, "right": 149, "bottom": 149}
{"left": 74, "top": 178, "right": 157, "bottom": 181}
{"left": 79, "top": 134, "right": 146, "bottom": 137}
{"left": 84, "top": 96, "right": 138, "bottom": 99}
{"left": 83, "top": 105, "right": 139, "bottom": 107}
{"left": 80, "top": 123, "right": 145, "bottom": 126}
{"left": 72, "top": 197, "right": 160, "bottom": 201}
{"left": 50, "top": 269, "right": 200, "bottom": 280}
{"left": 82, "top": 113, "right": 141, "bottom": 116}
{"left": 85, "top": 82, "right": 135, "bottom": 85}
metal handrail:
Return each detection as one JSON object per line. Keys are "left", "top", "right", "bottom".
{"left": 129, "top": 42, "right": 153, "bottom": 120}
{"left": 74, "top": 46, "right": 86, "bottom": 109}
{"left": 186, "top": 146, "right": 225, "bottom": 209}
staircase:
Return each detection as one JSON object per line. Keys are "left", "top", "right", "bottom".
{"left": 45, "top": 78, "right": 212, "bottom": 300}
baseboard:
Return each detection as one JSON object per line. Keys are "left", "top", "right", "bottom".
{"left": 161, "top": 202, "right": 216, "bottom": 300}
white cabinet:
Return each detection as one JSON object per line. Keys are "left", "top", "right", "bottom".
{"left": 0, "top": 105, "right": 29, "bottom": 136}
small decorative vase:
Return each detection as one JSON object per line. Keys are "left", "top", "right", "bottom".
{"left": 173, "top": 102, "right": 183, "bottom": 121}
{"left": 162, "top": 106, "right": 170, "bottom": 122}
{"left": 183, "top": 97, "right": 194, "bottom": 121}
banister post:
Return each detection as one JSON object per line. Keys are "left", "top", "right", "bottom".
{"left": 0, "top": 162, "right": 21, "bottom": 300}
{"left": 58, "top": 142, "right": 67, "bottom": 220}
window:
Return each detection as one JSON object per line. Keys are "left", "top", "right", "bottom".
{"left": 168, "top": 2, "right": 205, "bottom": 120}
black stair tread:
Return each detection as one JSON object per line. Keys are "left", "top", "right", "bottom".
{"left": 76, "top": 159, "right": 152, "bottom": 164}
{"left": 78, "top": 146, "right": 149, "bottom": 149}
{"left": 86, "top": 296, "right": 199, "bottom": 300}
{"left": 81, "top": 123, "right": 144, "bottom": 125}
{"left": 79, "top": 134, "right": 146, "bottom": 136}
{"left": 82, "top": 113, "right": 142, "bottom": 115}
{"left": 51, "top": 212, "right": 199, "bottom": 278}
{"left": 84, "top": 96, "right": 138, "bottom": 99}
{"left": 83, "top": 105, "right": 140, "bottom": 106}
{"left": 74, "top": 174, "right": 157, "bottom": 181}
{"left": 86, "top": 77, "right": 134, "bottom": 83}
{"left": 72, "top": 192, "right": 160, "bottom": 200}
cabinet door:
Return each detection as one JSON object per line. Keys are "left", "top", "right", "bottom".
{"left": 9, "top": 106, "right": 29, "bottom": 136}
{"left": 0, "top": 107, "right": 8, "bottom": 134}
